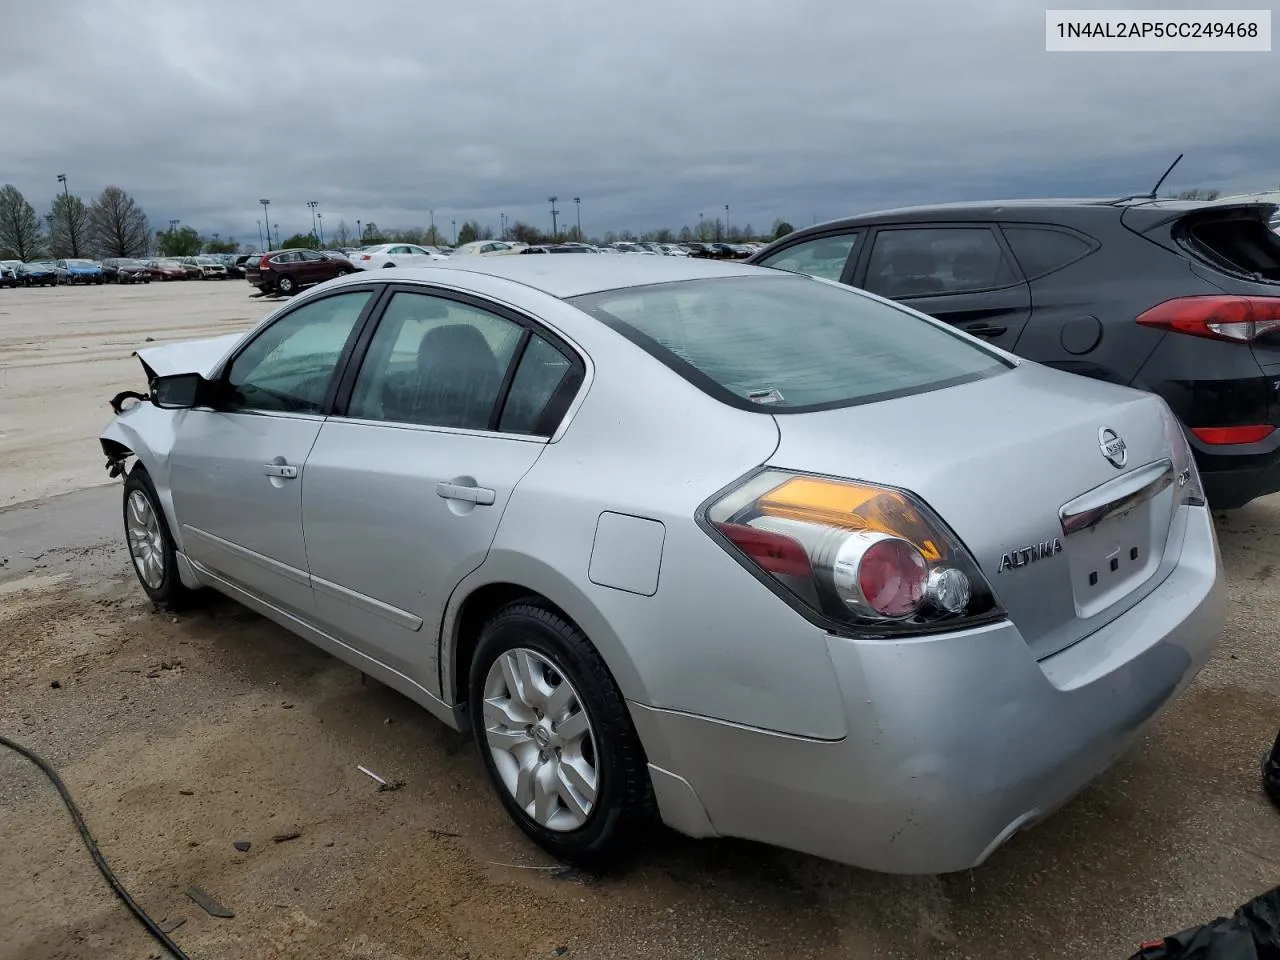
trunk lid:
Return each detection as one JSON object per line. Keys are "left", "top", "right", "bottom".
{"left": 768, "top": 362, "right": 1181, "bottom": 659}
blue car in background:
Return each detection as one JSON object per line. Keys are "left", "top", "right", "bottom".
{"left": 19, "top": 261, "right": 59, "bottom": 287}
{"left": 57, "top": 258, "right": 105, "bottom": 284}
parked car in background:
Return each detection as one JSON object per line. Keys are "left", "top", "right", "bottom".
{"left": 0, "top": 260, "right": 20, "bottom": 288}
{"left": 100, "top": 256, "right": 1222, "bottom": 875}
{"left": 244, "top": 248, "right": 354, "bottom": 295}
{"left": 448, "top": 240, "right": 522, "bottom": 257}
{"left": 19, "top": 261, "right": 59, "bottom": 286}
{"left": 147, "top": 259, "right": 190, "bottom": 281}
{"left": 749, "top": 197, "right": 1280, "bottom": 509}
{"left": 179, "top": 256, "right": 229, "bottom": 279}
{"left": 102, "top": 258, "right": 153, "bottom": 284}
{"left": 349, "top": 243, "right": 446, "bottom": 270}
{"left": 659, "top": 244, "right": 690, "bottom": 257}
{"left": 57, "top": 258, "right": 105, "bottom": 284}
{"left": 521, "top": 244, "right": 600, "bottom": 254}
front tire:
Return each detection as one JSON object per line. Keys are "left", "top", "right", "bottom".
{"left": 276, "top": 274, "right": 298, "bottom": 295}
{"left": 122, "top": 466, "right": 196, "bottom": 609}
{"left": 469, "top": 601, "right": 654, "bottom": 870}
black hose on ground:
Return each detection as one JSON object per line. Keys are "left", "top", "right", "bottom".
{"left": 0, "top": 733, "right": 191, "bottom": 960}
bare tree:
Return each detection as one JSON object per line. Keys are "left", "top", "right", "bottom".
{"left": 0, "top": 184, "right": 43, "bottom": 260}
{"left": 49, "top": 193, "right": 90, "bottom": 258}
{"left": 1169, "top": 188, "right": 1221, "bottom": 201}
{"left": 88, "top": 186, "right": 150, "bottom": 257}
{"left": 332, "top": 219, "right": 352, "bottom": 246}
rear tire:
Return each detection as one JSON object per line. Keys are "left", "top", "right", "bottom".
{"left": 383, "top": 262, "right": 396, "bottom": 268}
{"left": 122, "top": 465, "right": 198, "bottom": 610}
{"left": 277, "top": 274, "right": 298, "bottom": 295}
{"left": 469, "top": 601, "right": 655, "bottom": 870}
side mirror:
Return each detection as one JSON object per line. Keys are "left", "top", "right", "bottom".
{"left": 150, "top": 372, "right": 207, "bottom": 409}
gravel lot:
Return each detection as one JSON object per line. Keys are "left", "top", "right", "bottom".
{"left": 1, "top": 282, "right": 1277, "bottom": 960}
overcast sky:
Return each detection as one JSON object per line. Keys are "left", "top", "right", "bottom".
{"left": 2, "top": 0, "right": 1277, "bottom": 245}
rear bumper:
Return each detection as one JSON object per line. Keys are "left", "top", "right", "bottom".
{"left": 631, "top": 506, "right": 1224, "bottom": 874}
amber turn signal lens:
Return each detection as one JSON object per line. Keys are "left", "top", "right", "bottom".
{"left": 756, "top": 477, "right": 944, "bottom": 562}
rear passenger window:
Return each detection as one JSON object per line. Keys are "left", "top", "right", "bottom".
{"left": 499, "top": 336, "right": 574, "bottom": 435}
{"left": 756, "top": 234, "right": 857, "bottom": 281}
{"left": 863, "top": 228, "right": 1018, "bottom": 299}
{"left": 348, "top": 292, "right": 524, "bottom": 430}
{"left": 1002, "top": 226, "right": 1094, "bottom": 278}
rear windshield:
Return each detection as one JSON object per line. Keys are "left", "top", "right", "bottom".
{"left": 569, "top": 275, "right": 1010, "bottom": 412}
{"left": 1180, "top": 212, "right": 1280, "bottom": 282}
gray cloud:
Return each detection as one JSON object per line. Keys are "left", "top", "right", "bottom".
{"left": 2, "top": 0, "right": 1276, "bottom": 244}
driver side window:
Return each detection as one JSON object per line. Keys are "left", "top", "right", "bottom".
{"left": 223, "top": 290, "right": 372, "bottom": 413}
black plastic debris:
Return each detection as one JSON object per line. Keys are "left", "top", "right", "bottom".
{"left": 1130, "top": 885, "right": 1280, "bottom": 959}
{"left": 1264, "top": 730, "right": 1280, "bottom": 809}
{"left": 186, "top": 885, "right": 234, "bottom": 919}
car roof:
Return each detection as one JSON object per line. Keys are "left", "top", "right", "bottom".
{"left": 426, "top": 252, "right": 768, "bottom": 297}
{"left": 790, "top": 196, "right": 1271, "bottom": 231}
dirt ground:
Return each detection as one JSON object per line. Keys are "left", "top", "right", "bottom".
{"left": 1, "top": 284, "right": 1278, "bottom": 960}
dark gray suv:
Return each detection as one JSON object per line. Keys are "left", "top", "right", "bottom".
{"left": 749, "top": 198, "right": 1280, "bottom": 509}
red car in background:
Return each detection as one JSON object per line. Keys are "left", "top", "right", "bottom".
{"left": 146, "top": 259, "right": 190, "bottom": 281}
{"left": 244, "top": 248, "right": 353, "bottom": 295}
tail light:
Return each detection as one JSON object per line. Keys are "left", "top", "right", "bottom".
{"left": 1137, "top": 296, "right": 1280, "bottom": 342}
{"left": 1159, "top": 403, "right": 1207, "bottom": 506}
{"left": 1190, "top": 424, "right": 1275, "bottom": 445}
{"left": 259, "top": 256, "right": 272, "bottom": 270}
{"left": 359, "top": 254, "right": 372, "bottom": 260}
{"left": 703, "top": 470, "right": 1001, "bottom": 635}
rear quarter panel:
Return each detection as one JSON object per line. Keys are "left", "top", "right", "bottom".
{"left": 453, "top": 324, "right": 853, "bottom": 740}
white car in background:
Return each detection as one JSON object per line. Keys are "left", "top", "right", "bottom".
{"left": 449, "top": 240, "right": 524, "bottom": 257}
{"left": 659, "top": 244, "right": 690, "bottom": 257}
{"left": 350, "top": 244, "right": 449, "bottom": 270}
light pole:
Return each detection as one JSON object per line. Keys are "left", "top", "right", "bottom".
{"left": 306, "top": 201, "right": 318, "bottom": 242}
{"left": 258, "top": 220, "right": 264, "bottom": 251}
{"left": 168, "top": 219, "right": 179, "bottom": 254}
{"left": 548, "top": 197, "right": 559, "bottom": 239}
{"left": 500, "top": 212, "right": 506, "bottom": 240}
{"left": 274, "top": 224, "right": 280, "bottom": 248}
{"left": 356, "top": 219, "right": 362, "bottom": 244}
{"left": 451, "top": 219, "right": 457, "bottom": 245}
{"left": 56, "top": 173, "right": 80, "bottom": 257}
{"left": 725, "top": 204, "right": 731, "bottom": 240}
{"left": 259, "top": 199, "right": 271, "bottom": 247}
{"left": 574, "top": 197, "right": 581, "bottom": 241}
{"left": 317, "top": 213, "right": 324, "bottom": 246}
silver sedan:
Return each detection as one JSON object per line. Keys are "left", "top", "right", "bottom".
{"left": 100, "top": 256, "right": 1224, "bottom": 874}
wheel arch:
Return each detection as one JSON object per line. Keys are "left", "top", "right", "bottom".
{"left": 100, "top": 409, "right": 186, "bottom": 553}
{"left": 440, "top": 558, "right": 651, "bottom": 724}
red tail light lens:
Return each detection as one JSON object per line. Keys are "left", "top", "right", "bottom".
{"left": 1191, "top": 424, "right": 1276, "bottom": 445}
{"left": 359, "top": 254, "right": 372, "bottom": 260}
{"left": 1137, "top": 296, "right": 1280, "bottom": 342}
{"left": 704, "top": 471, "right": 1000, "bottom": 634}
{"left": 259, "top": 256, "right": 272, "bottom": 270}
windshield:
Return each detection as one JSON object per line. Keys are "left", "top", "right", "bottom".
{"left": 570, "top": 275, "right": 1010, "bottom": 411}
{"left": 67, "top": 259, "right": 96, "bottom": 267}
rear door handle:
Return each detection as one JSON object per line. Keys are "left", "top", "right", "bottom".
{"left": 263, "top": 463, "right": 298, "bottom": 479}
{"left": 961, "top": 323, "right": 1007, "bottom": 338}
{"left": 436, "top": 482, "right": 496, "bottom": 506}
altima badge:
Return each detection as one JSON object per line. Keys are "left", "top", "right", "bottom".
{"left": 1099, "top": 426, "right": 1128, "bottom": 468}
{"left": 998, "top": 538, "right": 1063, "bottom": 572}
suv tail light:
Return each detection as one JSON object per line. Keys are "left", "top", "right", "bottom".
{"left": 1137, "top": 295, "right": 1280, "bottom": 342}
{"left": 703, "top": 470, "right": 1001, "bottom": 635}
{"left": 259, "top": 256, "right": 272, "bottom": 270}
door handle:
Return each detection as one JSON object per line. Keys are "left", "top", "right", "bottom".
{"left": 961, "top": 323, "right": 1007, "bottom": 338}
{"left": 436, "top": 481, "right": 496, "bottom": 506}
{"left": 262, "top": 463, "right": 298, "bottom": 479}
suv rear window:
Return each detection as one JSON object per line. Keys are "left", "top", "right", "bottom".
{"left": 1180, "top": 213, "right": 1280, "bottom": 282}
{"left": 570, "top": 275, "right": 1010, "bottom": 412}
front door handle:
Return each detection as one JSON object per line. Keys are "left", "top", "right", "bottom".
{"left": 263, "top": 463, "right": 298, "bottom": 479}
{"left": 436, "top": 481, "right": 496, "bottom": 506}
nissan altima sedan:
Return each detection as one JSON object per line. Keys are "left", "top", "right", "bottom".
{"left": 99, "top": 257, "right": 1224, "bottom": 874}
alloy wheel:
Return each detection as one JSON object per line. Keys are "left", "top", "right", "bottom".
{"left": 481, "top": 647, "right": 599, "bottom": 832}
{"left": 125, "top": 489, "right": 165, "bottom": 590}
